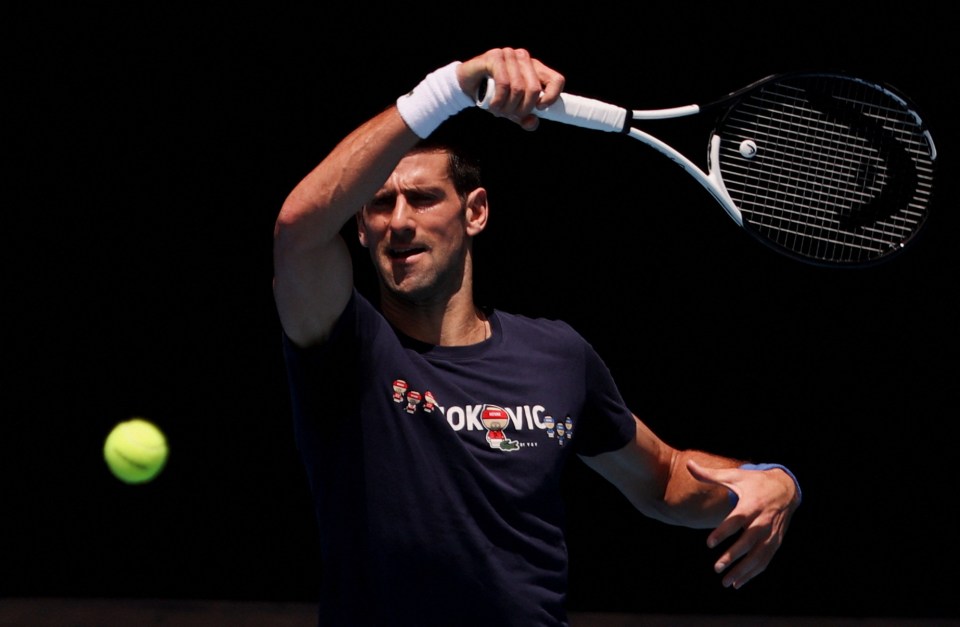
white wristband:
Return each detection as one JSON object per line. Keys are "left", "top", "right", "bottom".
{"left": 396, "top": 61, "right": 475, "bottom": 138}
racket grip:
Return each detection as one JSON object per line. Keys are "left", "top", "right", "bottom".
{"left": 476, "top": 77, "right": 628, "bottom": 133}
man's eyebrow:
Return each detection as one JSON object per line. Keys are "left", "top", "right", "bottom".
{"left": 370, "top": 189, "right": 396, "bottom": 201}
{"left": 378, "top": 183, "right": 445, "bottom": 198}
{"left": 403, "top": 185, "right": 444, "bottom": 196}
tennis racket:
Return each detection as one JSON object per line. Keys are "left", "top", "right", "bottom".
{"left": 477, "top": 72, "right": 937, "bottom": 267}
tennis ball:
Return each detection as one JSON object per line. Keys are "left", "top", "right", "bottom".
{"left": 103, "top": 418, "right": 168, "bottom": 484}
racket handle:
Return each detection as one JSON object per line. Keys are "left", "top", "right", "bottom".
{"left": 476, "top": 77, "right": 628, "bottom": 133}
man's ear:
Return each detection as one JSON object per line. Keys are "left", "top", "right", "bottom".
{"left": 356, "top": 210, "right": 369, "bottom": 248}
{"left": 465, "top": 188, "right": 489, "bottom": 236}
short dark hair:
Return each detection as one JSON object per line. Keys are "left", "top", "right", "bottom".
{"left": 411, "top": 126, "right": 482, "bottom": 198}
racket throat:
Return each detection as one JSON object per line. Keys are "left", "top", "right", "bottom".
{"left": 706, "top": 135, "right": 744, "bottom": 226}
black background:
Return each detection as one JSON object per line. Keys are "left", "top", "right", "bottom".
{"left": 6, "top": 3, "right": 957, "bottom": 621}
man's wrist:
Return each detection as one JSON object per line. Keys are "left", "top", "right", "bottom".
{"left": 396, "top": 61, "right": 475, "bottom": 138}
{"left": 729, "top": 463, "right": 802, "bottom": 506}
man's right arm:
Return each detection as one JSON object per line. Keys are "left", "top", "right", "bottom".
{"left": 273, "top": 47, "right": 566, "bottom": 348}
{"left": 272, "top": 106, "right": 419, "bottom": 348}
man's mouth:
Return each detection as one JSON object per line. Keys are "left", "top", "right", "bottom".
{"left": 388, "top": 246, "right": 427, "bottom": 261}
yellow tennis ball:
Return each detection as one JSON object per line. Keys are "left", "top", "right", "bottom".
{"left": 103, "top": 418, "right": 168, "bottom": 484}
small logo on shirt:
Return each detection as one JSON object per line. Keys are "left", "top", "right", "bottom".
{"left": 480, "top": 404, "right": 519, "bottom": 452}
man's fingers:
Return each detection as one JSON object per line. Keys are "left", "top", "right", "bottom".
{"left": 706, "top": 513, "right": 743, "bottom": 549}
{"left": 465, "top": 47, "right": 565, "bottom": 129}
{"left": 534, "top": 59, "right": 565, "bottom": 108}
{"left": 714, "top": 530, "right": 775, "bottom": 589}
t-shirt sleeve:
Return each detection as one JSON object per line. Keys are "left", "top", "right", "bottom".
{"left": 281, "top": 290, "right": 362, "bottom": 444}
{"left": 573, "top": 339, "right": 637, "bottom": 456}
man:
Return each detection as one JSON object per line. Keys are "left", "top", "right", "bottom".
{"left": 273, "top": 47, "right": 801, "bottom": 626}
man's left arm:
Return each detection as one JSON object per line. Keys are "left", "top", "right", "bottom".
{"left": 578, "top": 414, "right": 801, "bottom": 589}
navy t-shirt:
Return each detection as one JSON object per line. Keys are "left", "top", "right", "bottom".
{"left": 283, "top": 289, "right": 636, "bottom": 626}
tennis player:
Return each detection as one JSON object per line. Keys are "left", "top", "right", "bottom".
{"left": 273, "top": 46, "right": 801, "bottom": 627}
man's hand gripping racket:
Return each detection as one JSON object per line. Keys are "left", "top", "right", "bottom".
{"left": 478, "top": 73, "right": 937, "bottom": 267}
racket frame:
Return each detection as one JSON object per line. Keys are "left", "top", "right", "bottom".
{"left": 477, "top": 73, "right": 937, "bottom": 267}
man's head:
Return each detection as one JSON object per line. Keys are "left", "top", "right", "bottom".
{"left": 357, "top": 134, "right": 488, "bottom": 306}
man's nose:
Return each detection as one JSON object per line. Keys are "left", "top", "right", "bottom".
{"left": 389, "top": 198, "right": 414, "bottom": 232}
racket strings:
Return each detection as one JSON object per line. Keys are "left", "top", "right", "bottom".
{"left": 716, "top": 75, "right": 935, "bottom": 264}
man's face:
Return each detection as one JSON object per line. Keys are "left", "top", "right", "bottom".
{"left": 358, "top": 149, "right": 484, "bottom": 304}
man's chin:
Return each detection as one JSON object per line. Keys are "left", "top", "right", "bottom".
{"left": 379, "top": 275, "right": 432, "bottom": 304}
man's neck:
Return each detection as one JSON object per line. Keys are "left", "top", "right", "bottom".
{"left": 379, "top": 289, "right": 488, "bottom": 347}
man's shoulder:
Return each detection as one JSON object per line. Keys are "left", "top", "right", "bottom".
{"left": 492, "top": 309, "right": 584, "bottom": 344}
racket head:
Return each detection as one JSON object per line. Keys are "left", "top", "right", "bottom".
{"left": 711, "top": 72, "right": 937, "bottom": 267}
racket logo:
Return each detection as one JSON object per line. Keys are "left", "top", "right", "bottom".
{"left": 804, "top": 87, "right": 919, "bottom": 231}
{"left": 717, "top": 74, "right": 936, "bottom": 265}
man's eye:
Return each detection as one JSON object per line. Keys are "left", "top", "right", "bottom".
{"left": 407, "top": 194, "right": 438, "bottom": 209}
{"left": 368, "top": 198, "right": 393, "bottom": 212}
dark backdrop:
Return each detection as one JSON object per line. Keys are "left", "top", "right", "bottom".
{"left": 7, "top": 3, "right": 957, "bottom": 621}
